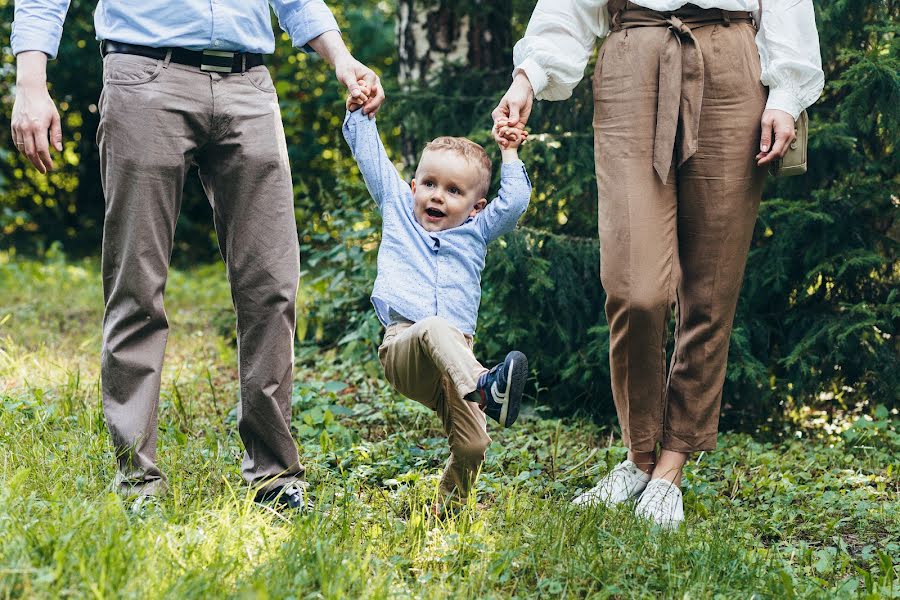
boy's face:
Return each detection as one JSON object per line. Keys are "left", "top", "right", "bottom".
{"left": 411, "top": 150, "right": 487, "bottom": 232}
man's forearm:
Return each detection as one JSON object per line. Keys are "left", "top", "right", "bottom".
{"left": 310, "top": 29, "right": 385, "bottom": 115}
{"left": 306, "top": 30, "right": 353, "bottom": 67}
{"left": 12, "top": 49, "right": 62, "bottom": 173}
{"left": 16, "top": 51, "right": 49, "bottom": 87}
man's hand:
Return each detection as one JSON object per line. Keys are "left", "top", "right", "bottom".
{"left": 491, "top": 72, "right": 535, "bottom": 148}
{"left": 756, "top": 109, "right": 797, "bottom": 167}
{"left": 307, "top": 30, "right": 385, "bottom": 118}
{"left": 334, "top": 56, "right": 383, "bottom": 117}
{"left": 11, "top": 51, "right": 63, "bottom": 174}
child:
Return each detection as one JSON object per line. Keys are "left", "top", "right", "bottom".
{"left": 342, "top": 85, "right": 532, "bottom": 510}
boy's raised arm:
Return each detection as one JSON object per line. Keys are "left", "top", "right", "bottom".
{"left": 478, "top": 124, "right": 533, "bottom": 243}
{"left": 342, "top": 109, "right": 410, "bottom": 211}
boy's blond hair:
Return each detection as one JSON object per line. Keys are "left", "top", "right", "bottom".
{"left": 418, "top": 137, "right": 492, "bottom": 199}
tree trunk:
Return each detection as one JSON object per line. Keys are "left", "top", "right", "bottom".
{"left": 397, "top": 0, "right": 512, "bottom": 85}
{"left": 396, "top": 0, "right": 512, "bottom": 163}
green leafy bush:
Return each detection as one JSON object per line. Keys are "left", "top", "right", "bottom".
{"left": 1, "top": 1, "right": 896, "bottom": 424}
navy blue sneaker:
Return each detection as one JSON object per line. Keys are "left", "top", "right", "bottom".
{"left": 470, "top": 351, "right": 528, "bottom": 427}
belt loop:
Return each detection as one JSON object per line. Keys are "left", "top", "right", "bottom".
{"left": 609, "top": 0, "right": 625, "bottom": 31}
{"left": 163, "top": 49, "right": 173, "bottom": 69}
{"left": 241, "top": 54, "right": 247, "bottom": 73}
{"left": 722, "top": 10, "right": 731, "bottom": 26}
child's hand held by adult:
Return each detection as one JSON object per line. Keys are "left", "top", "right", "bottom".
{"left": 493, "top": 120, "right": 528, "bottom": 153}
{"left": 346, "top": 80, "right": 371, "bottom": 112}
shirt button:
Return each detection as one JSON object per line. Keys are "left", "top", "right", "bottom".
{"left": 213, "top": 40, "right": 221, "bottom": 46}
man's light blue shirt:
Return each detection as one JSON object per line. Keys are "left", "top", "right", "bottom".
{"left": 11, "top": 0, "right": 340, "bottom": 59}
{"left": 342, "top": 109, "right": 532, "bottom": 336}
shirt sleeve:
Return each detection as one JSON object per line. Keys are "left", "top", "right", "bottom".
{"left": 342, "top": 110, "right": 411, "bottom": 212}
{"left": 756, "top": 0, "right": 825, "bottom": 119}
{"left": 512, "top": 0, "right": 609, "bottom": 101}
{"left": 11, "top": 0, "right": 72, "bottom": 59}
{"left": 269, "top": 0, "right": 340, "bottom": 53}
{"left": 478, "top": 160, "right": 533, "bottom": 243}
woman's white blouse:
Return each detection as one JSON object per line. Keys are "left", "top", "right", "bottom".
{"left": 513, "top": 0, "right": 824, "bottom": 118}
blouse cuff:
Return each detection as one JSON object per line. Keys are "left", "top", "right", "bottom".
{"left": 765, "top": 89, "right": 804, "bottom": 121}
{"left": 513, "top": 58, "right": 549, "bottom": 99}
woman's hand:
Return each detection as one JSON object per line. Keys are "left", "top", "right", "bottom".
{"left": 491, "top": 73, "right": 535, "bottom": 148}
{"left": 756, "top": 109, "right": 797, "bottom": 167}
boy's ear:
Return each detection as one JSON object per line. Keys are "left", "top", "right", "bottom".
{"left": 470, "top": 198, "right": 487, "bottom": 216}
{"left": 410, "top": 179, "right": 417, "bottom": 194}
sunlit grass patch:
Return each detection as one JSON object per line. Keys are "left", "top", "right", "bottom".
{"left": 1, "top": 258, "right": 897, "bottom": 598}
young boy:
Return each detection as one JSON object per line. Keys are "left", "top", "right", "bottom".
{"left": 342, "top": 87, "right": 532, "bottom": 509}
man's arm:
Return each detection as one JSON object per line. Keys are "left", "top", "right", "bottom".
{"left": 269, "top": 0, "right": 385, "bottom": 116}
{"left": 11, "top": 0, "right": 71, "bottom": 173}
{"left": 341, "top": 109, "right": 409, "bottom": 211}
{"left": 11, "top": 0, "right": 71, "bottom": 59}
{"left": 308, "top": 31, "right": 385, "bottom": 117}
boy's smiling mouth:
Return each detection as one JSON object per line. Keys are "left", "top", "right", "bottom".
{"left": 425, "top": 207, "right": 446, "bottom": 220}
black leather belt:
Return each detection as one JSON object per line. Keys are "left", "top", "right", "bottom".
{"left": 100, "top": 40, "right": 264, "bottom": 73}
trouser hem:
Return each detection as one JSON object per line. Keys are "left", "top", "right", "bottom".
{"left": 623, "top": 431, "right": 663, "bottom": 454}
{"left": 662, "top": 429, "right": 718, "bottom": 453}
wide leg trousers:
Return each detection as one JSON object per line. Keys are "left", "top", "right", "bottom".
{"left": 593, "top": 8, "right": 768, "bottom": 452}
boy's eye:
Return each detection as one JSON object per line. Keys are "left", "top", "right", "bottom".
{"left": 425, "top": 181, "right": 435, "bottom": 188}
{"left": 449, "top": 187, "right": 460, "bottom": 195}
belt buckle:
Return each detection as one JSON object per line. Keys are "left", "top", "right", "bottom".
{"left": 201, "top": 50, "right": 235, "bottom": 73}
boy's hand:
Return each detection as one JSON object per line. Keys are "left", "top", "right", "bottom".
{"left": 346, "top": 79, "right": 371, "bottom": 112}
{"left": 493, "top": 119, "right": 529, "bottom": 151}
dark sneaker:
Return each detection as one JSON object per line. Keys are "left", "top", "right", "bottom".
{"left": 470, "top": 351, "right": 528, "bottom": 427}
{"left": 254, "top": 482, "right": 312, "bottom": 512}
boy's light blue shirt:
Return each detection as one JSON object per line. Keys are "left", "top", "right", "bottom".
{"left": 11, "top": 0, "right": 339, "bottom": 59}
{"left": 342, "top": 110, "right": 532, "bottom": 336}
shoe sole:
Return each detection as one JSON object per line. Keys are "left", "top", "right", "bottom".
{"left": 499, "top": 351, "right": 527, "bottom": 427}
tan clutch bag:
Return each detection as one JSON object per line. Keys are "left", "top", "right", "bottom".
{"left": 772, "top": 110, "right": 808, "bottom": 177}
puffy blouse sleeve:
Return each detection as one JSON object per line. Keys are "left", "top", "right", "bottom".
{"left": 756, "top": 0, "right": 825, "bottom": 118}
{"left": 512, "top": 0, "right": 610, "bottom": 101}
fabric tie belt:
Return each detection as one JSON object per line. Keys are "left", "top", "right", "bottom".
{"left": 612, "top": 4, "right": 753, "bottom": 181}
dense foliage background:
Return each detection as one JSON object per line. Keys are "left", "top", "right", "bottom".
{"left": 1, "top": 0, "right": 897, "bottom": 426}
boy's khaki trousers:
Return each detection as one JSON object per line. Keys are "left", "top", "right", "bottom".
{"left": 594, "top": 4, "right": 768, "bottom": 452}
{"left": 379, "top": 317, "right": 490, "bottom": 503}
{"left": 97, "top": 53, "right": 304, "bottom": 495}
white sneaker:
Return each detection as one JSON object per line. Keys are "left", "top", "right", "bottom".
{"left": 572, "top": 460, "right": 651, "bottom": 507}
{"left": 634, "top": 479, "right": 684, "bottom": 528}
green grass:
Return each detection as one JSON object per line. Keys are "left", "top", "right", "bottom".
{"left": 1, "top": 255, "right": 897, "bottom": 598}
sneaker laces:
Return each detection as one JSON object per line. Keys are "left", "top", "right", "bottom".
{"left": 609, "top": 461, "right": 637, "bottom": 484}
{"left": 640, "top": 481, "right": 680, "bottom": 517}
{"left": 589, "top": 461, "right": 639, "bottom": 497}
